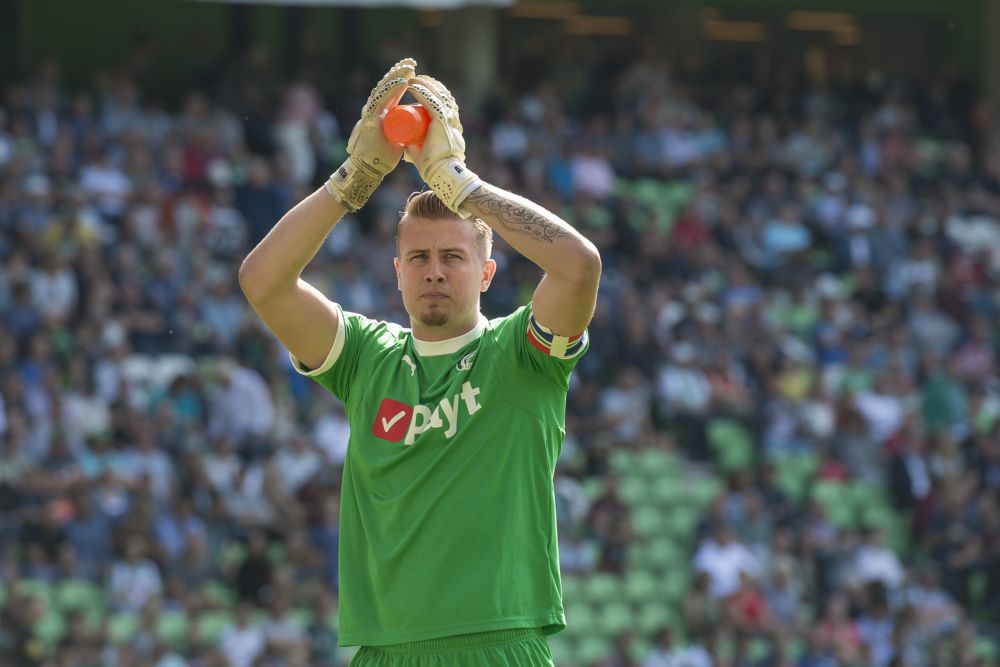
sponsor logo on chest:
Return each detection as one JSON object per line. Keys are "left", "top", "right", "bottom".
{"left": 372, "top": 382, "right": 482, "bottom": 445}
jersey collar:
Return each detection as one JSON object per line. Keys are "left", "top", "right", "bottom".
{"left": 411, "top": 315, "right": 487, "bottom": 357}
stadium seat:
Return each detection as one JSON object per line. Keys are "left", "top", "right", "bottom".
{"left": 598, "top": 601, "right": 634, "bottom": 636}
{"left": 576, "top": 636, "right": 611, "bottom": 665}
{"left": 203, "top": 579, "right": 236, "bottom": 607}
{"left": 583, "top": 573, "right": 621, "bottom": 603}
{"left": 197, "top": 610, "right": 235, "bottom": 645}
{"left": 636, "top": 601, "right": 676, "bottom": 635}
{"left": 547, "top": 635, "right": 572, "bottom": 665}
{"left": 15, "top": 579, "right": 52, "bottom": 605}
{"left": 289, "top": 607, "right": 313, "bottom": 630}
{"left": 609, "top": 449, "right": 637, "bottom": 475}
{"left": 686, "top": 477, "right": 724, "bottom": 508}
{"left": 157, "top": 609, "right": 190, "bottom": 649}
{"left": 55, "top": 578, "right": 105, "bottom": 613}
{"left": 623, "top": 569, "right": 659, "bottom": 604}
{"left": 707, "top": 418, "right": 755, "bottom": 472}
{"left": 661, "top": 506, "right": 700, "bottom": 540}
{"left": 563, "top": 601, "right": 597, "bottom": 636}
{"left": 638, "top": 449, "right": 681, "bottom": 479}
{"left": 35, "top": 609, "right": 66, "bottom": 647}
{"left": 561, "top": 574, "right": 582, "bottom": 602}
{"left": 108, "top": 612, "right": 139, "bottom": 644}
{"left": 645, "top": 537, "right": 685, "bottom": 571}
{"left": 631, "top": 505, "right": 664, "bottom": 539}
{"left": 618, "top": 476, "right": 650, "bottom": 507}
{"left": 581, "top": 477, "right": 607, "bottom": 502}
{"left": 661, "top": 569, "right": 690, "bottom": 602}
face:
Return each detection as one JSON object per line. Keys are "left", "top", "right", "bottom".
{"left": 395, "top": 216, "right": 495, "bottom": 340}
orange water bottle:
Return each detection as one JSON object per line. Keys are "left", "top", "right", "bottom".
{"left": 383, "top": 104, "right": 430, "bottom": 147}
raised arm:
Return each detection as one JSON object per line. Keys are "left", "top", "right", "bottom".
{"left": 238, "top": 58, "right": 416, "bottom": 371}
{"left": 463, "top": 184, "right": 600, "bottom": 335}
{"left": 402, "top": 74, "right": 600, "bottom": 335}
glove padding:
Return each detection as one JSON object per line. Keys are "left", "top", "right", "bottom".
{"left": 403, "top": 75, "right": 483, "bottom": 218}
{"left": 326, "top": 58, "right": 416, "bottom": 211}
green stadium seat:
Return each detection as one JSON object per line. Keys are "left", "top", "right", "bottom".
{"left": 576, "top": 636, "right": 611, "bottom": 665}
{"left": 638, "top": 450, "right": 681, "bottom": 479}
{"left": 35, "top": 609, "right": 66, "bottom": 647}
{"left": 598, "top": 601, "right": 633, "bottom": 636}
{"left": 609, "top": 449, "right": 637, "bottom": 475}
{"left": 749, "top": 637, "right": 772, "bottom": 662}
{"left": 623, "top": 569, "right": 658, "bottom": 604}
{"left": 547, "top": 635, "right": 572, "bottom": 665}
{"left": 55, "top": 578, "right": 104, "bottom": 613}
{"left": 158, "top": 610, "right": 190, "bottom": 649}
{"left": 563, "top": 602, "right": 597, "bottom": 636}
{"left": 15, "top": 579, "right": 52, "bottom": 605}
{"left": 707, "top": 419, "right": 755, "bottom": 472}
{"left": 583, "top": 573, "right": 621, "bottom": 603}
{"left": 650, "top": 480, "right": 685, "bottom": 507}
{"left": 581, "top": 477, "right": 606, "bottom": 502}
{"left": 645, "top": 538, "right": 685, "bottom": 571}
{"left": 197, "top": 610, "right": 235, "bottom": 645}
{"left": 686, "top": 477, "right": 724, "bottom": 508}
{"left": 289, "top": 608, "right": 313, "bottom": 630}
{"left": 974, "top": 638, "right": 998, "bottom": 662}
{"left": 561, "top": 574, "right": 582, "bottom": 602}
{"left": 662, "top": 506, "right": 700, "bottom": 540}
{"left": 618, "top": 476, "right": 649, "bottom": 507}
{"left": 636, "top": 601, "right": 675, "bottom": 635}
{"left": 632, "top": 505, "right": 664, "bottom": 539}
{"left": 661, "top": 569, "right": 690, "bottom": 602}
{"left": 108, "top": 612, "right": 139, "bottom": 644}
{"left": 203, "top": 579, "right": 236, "bottom": 607}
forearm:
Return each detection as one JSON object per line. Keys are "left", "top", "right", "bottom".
{"left": 463, "top": 183, "right": 600, "bottom": 282}
{"left": 239, "top": 187, "right": 347, "bottom": 302}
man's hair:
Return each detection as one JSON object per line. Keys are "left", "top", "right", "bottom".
{"left": 398, "top": 191, "right": 493, "bottom": 260}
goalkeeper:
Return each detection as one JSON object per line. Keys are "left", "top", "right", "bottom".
{"left": 239, "top": 58, "right": 601, "bottom": 666}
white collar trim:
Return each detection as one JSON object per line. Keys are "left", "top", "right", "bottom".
{"left": 412, "top": 316, "right": 487, "bottom": 356}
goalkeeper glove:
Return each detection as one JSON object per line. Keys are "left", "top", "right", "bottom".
{"left": 325, "top": 58, "right": 416, "bottom": 212}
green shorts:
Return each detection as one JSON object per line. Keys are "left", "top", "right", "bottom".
{"left": 350, "top": 628, "right": 554, "bottom": 667}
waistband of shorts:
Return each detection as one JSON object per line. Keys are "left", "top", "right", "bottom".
{"left": 371, "top": 628, "right": 541, "bottom": 653}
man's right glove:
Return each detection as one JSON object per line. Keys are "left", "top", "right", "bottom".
{"left": 325, "top": 58, "right": 416, "bottom": 212}
{"left": 402, "top": 75, "right": 484, "bottom": 218}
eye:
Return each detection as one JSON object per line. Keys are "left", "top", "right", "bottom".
{"left": 445, "top": 253, "right": 462, "bottom": 260}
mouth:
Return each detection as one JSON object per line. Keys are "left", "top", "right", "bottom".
{"left": 421, "top": 292, "right": 450, "bottom": 300}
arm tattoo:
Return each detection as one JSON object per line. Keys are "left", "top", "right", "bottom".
{"left": 465, "top": 188, "right": 568, "bottom": 243}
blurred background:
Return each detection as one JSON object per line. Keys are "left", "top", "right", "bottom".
{"left": 1, "top": 0, "right": 1000, "bottom": 665}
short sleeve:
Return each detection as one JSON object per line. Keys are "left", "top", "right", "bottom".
{"left": 490, "top": 305, "right": 589, "bottom": 388}
{"left": 288, "top": 305, "right": 393, "bottom": 403}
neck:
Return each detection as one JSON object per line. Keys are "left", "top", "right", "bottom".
{"left": 411, "top": 315, "right": 481, "bottom": 342}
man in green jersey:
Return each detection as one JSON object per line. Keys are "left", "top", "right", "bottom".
{"left": 239, "top": 58, "right": 601, "bottom": 666}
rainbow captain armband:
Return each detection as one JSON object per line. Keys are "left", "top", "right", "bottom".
{"left": 526, "top": 314, "right": 588, "bottom": 360}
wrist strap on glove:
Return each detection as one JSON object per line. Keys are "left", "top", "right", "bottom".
{"left": 325, "top": 157, "right": 383, "bottom": 212}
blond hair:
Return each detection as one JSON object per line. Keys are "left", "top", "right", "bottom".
{"left": 398, "top": 191, "right": 493, "bottom": 259}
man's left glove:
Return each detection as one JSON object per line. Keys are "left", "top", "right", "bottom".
{"left": 403, "top": 74, "right": 484, "bottom": 218}
{"left": 325, "top": 58, "right": 416, "bottom": 212}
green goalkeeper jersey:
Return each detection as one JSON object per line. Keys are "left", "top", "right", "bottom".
{"left": 290, "top": 304, "right": 588, "bottom": 647}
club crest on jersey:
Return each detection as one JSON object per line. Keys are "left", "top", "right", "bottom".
{"left": 457, "top": 351, "right": 475, "bottom": 372}
{"left": 401, "top": 354, "right": 417, "bottom": 376}
{"left": 371, "top": 382, "right": 482, "bottom": 445}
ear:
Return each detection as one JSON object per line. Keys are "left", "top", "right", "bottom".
{"left": 394, "top": 257, "right": 402, "bottom": 291}
{"left": 480, "top": 258, "right": 497, "bottom": 293}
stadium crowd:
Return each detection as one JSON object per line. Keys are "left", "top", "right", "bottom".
{"left": 1, "top": 31, "right": 999, "bottom": 667}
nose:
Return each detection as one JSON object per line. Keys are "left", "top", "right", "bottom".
{"left": 424, "top": 258, "right": 446, "bottom": 283}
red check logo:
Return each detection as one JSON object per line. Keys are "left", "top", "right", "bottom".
{"left": 372, "top": 398, "right": 413, "bottom": 442}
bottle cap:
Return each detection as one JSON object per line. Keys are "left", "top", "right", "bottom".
{"left": 383, "top": 104, "right": 430, "bottom": 147}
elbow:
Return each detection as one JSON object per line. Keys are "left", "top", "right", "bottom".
{"left": 569, "top": 241, "right": 602, "bottom": 286}
{"left": 238, "top": 255, "right": 269, "bottom": 303}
